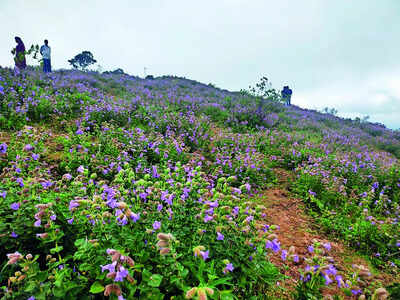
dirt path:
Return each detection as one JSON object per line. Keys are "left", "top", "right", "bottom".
{"left": 259, "top": 170, "right": 399, "bottom": 299}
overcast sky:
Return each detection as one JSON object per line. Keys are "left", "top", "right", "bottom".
{"left": 1, "top": 0, "right": 399, "bottom": 129}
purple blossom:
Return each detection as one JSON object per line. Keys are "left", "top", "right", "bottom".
{"left": 16, "top": 177, "right": 24, "bottom": 187}
{"left": 266, "top": 239, "right": 281, "bottom": 253}
{"left": 31, "top": 153, "right": 39, "bottom": 161}
{"left": 216, "top": 232, "right": 224, "bottom": 241}
{"left": 10, "top": 202, "right": 20, "bottom": 210}
{"left": 11, "top": 232, "right": 18, "bottom": 238}
{"left": 67, "top": 218, "right": 74, "bottom": 224}
{"left": 24, "top": 144, "right": 34, "bottom": 151}
{"left": 322, "top": 273, "right": 333, "bottom": 285}
{"left": 200, "top": 250, "right": 209, "bottom": 261}
{"left": 0, "top": 191, "right": 6, "bottom": 199}
{"left": 75, "top": 128, "right": 84, "bottom": 135}
{"left": 101, "top": 261, "right": 117, "bottom": 273}
{"left": 130, "top": 213, "right": 140, "bottom": 222}
{"left": 325, "top": 264, "right": 337, "bottom": 276}
{"left": 153, "top": 221, "right": 161, "bottom": 230}
{"left": 281, "top": 250, "right": 288, "bottom": 261}
{"left": 77, "top": 165, "right": 85, "bottom": 173}
{"left": 323, "top": 242, "right": 331, "bottom": 252}
{"left": 223, "top": 263, "right": 234, "bottom": 274}
{"left": 203, "top": 214, "right": 213, "bottom": 223}
{"left": 115, "top": 266, "right": 129, "bottom": 282}
{"left": 0, "top": 143, "right": 7, "bottom": 154}
{"left": 335, "top": 275, "right": 343, "bottom": 287}
{"left": 308, "top": 245, "right": 314, "bottom": 253}
{"left": 34, "top": 219, "right": 41, "bottom": 227}
{"left": 69, "top": 200, "right": 79, "bottom": 210}
{"left": 50, "top": 215, "right": 56, "bottom": 221}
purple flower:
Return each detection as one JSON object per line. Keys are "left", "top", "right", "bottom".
{"left": 323, "top": 242, "right": 331, "bottom": 252}
{"left": 325, "top": 264, "right": 337, "bottom": 276}
{"left": 0, "top": 143, "right": 7, "bottom": 154}
{"left": 157, "top": 204, "right": 163, "bottom": 211}
{"left": 16, "top": 177, "right": 24, "bottom": 187}
{"left": 152, "top": 166, "right": 160, "bottom": 178}
{"left": 50, "top": 215, "right": 56, "bottom": 221}
{"left": 351, "top": 289, "right": 362, "bottom": 295}
{"left": 130, "top": 213, "right": 140, "bottom": 222}
{"left": 293, "top": 255, "right": 299, "bottom": 263}
{"left": 41, "top": 181, "right": 53, "bottom": 189}
{"left": 271, "top": 239, "right": 281, "bottom": 253}
{"left": 115, "top": 266, "right": 129, "bottom": 282}
{"left": 63, "top": 173, "right": 72, "bottom": 181}
{"left": 216, "top": 232, "right": 224, "bottom": 241}
{"left": 0, "top": 191, "right": 6, "bottom": 199}
{"left": 203, "top": 214, "right": 213, "bottom": 223}
{"left": 223, "top": 263, "right": 234, "bottom": 274}
{"left": 335, "top": 275, "right": 343, "bottom": 287}
{"left": 101, "top": 261, "right": 117, "bottom": 273}
{"left": 27, "top": 297, "right": 35, "bottom": 300}
{"left": 322, "top": 273, "right": 333, "bottom": 285}
{"left": 34, "top": 219, "right": 41, "bottom": 227}
{"left": 77, "top": 165, "right": 85, "bottom": 173}
{"left": 69, "top": 200, "right": 79, "bottom": 210}
{"left": 31, "top": 153, "right": 39, "bottom": 161}
{"left": 67, "top": 218, "right": 74, "bottom": 224}
{"left": 76, "top": 129, "right": 84, "bottom": 135}
{"left": 153, "top": 221, "right": 161, "bottom": 230}
{"left": 281, "top": 250, "right": 288, "bottom": 261}
{"left": 11, "top": 232, "right": 18, "bottom": 238}
{"left": 24, "top": 144, "right": 34, "bottom": 151}
{"left": 308, "top": 245, "right": 314, "bottom": 253}
{"left": 200, "top": 250, "right": 209, "bottom": 261}
{"left": 10, "top": 202, "right": 20, "bottom": 210}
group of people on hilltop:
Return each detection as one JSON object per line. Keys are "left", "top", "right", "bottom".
{"left": 281, "top": 85, "right": 292, "bottom": 106}
{"left": 13, "top": 37, "right": 51, "bottom": 73}
{"left": 13, "top": 37, "right": 294, "bottom": 105}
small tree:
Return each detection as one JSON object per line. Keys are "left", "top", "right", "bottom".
{"left": 68, "top": 51, "right": 97, "bottom": 70}
{"left": 248, "top": 76, "right": 282, "bottom": 103}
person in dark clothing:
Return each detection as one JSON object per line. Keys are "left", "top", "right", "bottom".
{"left": 40, "top": 39, "right": 51, "bottom": 73}
{"left": 14, "top": 37, "right": 26, "bottom": 69}
{"left": 281, "top": 86, "right": 293, "bottom": 106}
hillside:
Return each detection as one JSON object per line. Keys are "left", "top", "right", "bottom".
{"left": 0, "top": 67, "right": 399, "bottom": 299}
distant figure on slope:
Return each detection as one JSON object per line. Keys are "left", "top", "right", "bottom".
{"left": 13, "top": 37, "right": 26, "bottom": 70}
{"left": 40, "top": 39, "right": 51, "bottom": 73}
{"left": 281, "top": 86, "right": 292, "bottom": 106}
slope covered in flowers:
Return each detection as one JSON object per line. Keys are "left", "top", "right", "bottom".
{"left": 0, "top": 67, "right": 399, "bottom": 299}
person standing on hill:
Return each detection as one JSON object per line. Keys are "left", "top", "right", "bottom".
{"left": 40, "top": 39, "right": 51, "bottom": 73}
{"left": 13, "top": 37, "right": 26, "bottom": 70}
{"left": 281, "top": 86, "right": 292, "bottom": 106}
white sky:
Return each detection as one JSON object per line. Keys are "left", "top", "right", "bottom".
{"left": 1, "top": 0, "right": 399, "bottom": 129}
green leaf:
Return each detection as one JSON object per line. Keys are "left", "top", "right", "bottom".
{"left": 37, "top": 271, "right": 48, "bottom": 282}
{"left": 89, "top": 281, "right": 105, "bottom": 294}
{"left": 148, "top": 274, "right": 163, "bottom": 287}
{"left": 50, "top": 245, "right": 64, "bottom": 254}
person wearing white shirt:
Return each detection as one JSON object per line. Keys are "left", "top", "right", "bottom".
{"left": 40, "top": 39, "right": 51, "bottom": 73}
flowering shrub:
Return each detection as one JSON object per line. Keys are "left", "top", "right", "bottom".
{"left": 0, "top": 67, "right": 398, "bottom": 298}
